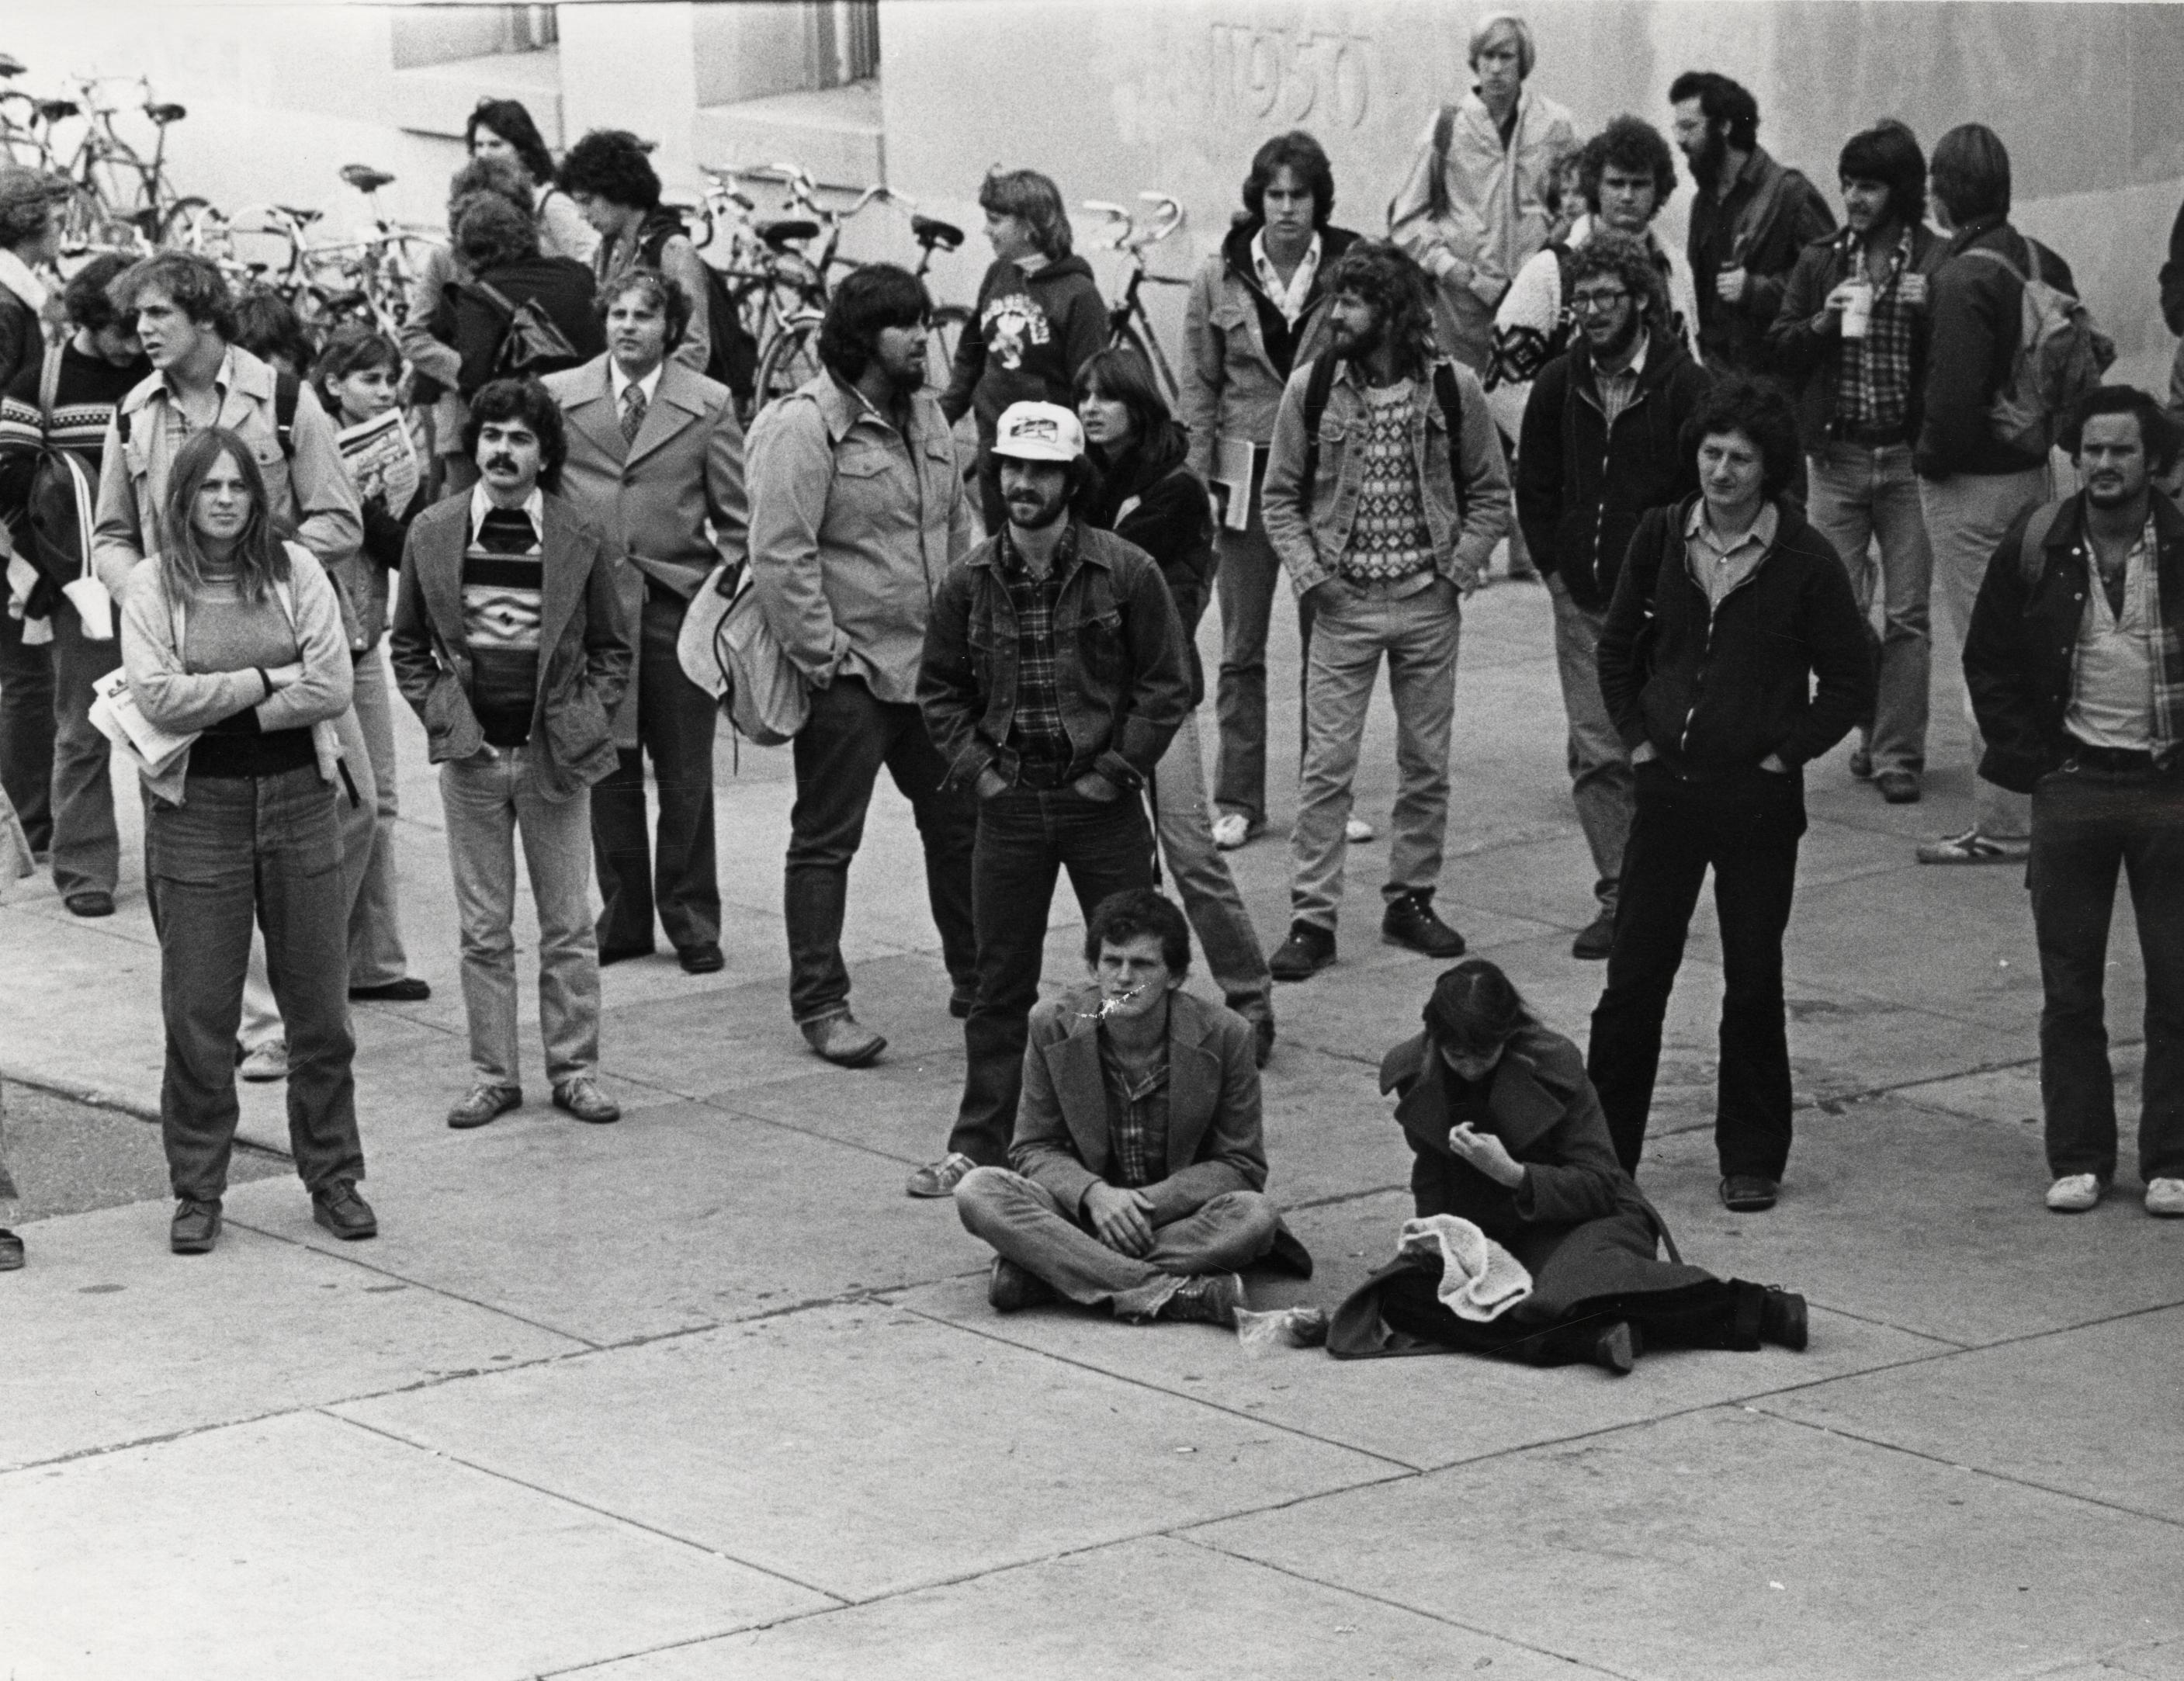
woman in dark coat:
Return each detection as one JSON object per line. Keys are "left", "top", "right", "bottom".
{"left": 437, "top": 195, "right": 602, "bottom": 400}
{"left": 1331, "top": 959, "right": 1808, "bottom": 1372}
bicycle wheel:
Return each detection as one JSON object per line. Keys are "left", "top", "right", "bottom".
{"left": 754, "top": 312, "right": 823, "bottom": 415}
{"left": 159, "top": 195, "right": 223, "bottom": 253}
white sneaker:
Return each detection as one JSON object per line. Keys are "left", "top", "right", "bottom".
{"left": 2044, "top": 1173, "right": 2104, "bottom": 1213}
{"left": 2145, "top": 1178, "right": 2184, "bottom": 1218}
{"left": 1346, "top": 816, "right": 1376, "bottom": 843}
{"left": 1211, "top": 813, "right": 1253, "bottom": 851}
{"left": 238, "top": 1040, "right": 289, "bottom": 1083}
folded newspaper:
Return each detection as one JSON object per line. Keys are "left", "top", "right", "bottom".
{"left": 336, "top": 409, "right": 421, "bottom": 514}
{"left": 88, "top": 667, "right": 197, "bottom": 779}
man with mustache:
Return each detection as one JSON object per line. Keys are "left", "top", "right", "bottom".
{"left": 912, "top": 402, "right": 1190, "bottom": 1199}
{"left": 546, "top": 269, "right": 746, "bottom": 981}
{"left": 1961, "top": 387, "right": 2184, "bottom": 1220}
{"left": 744, "top": 265, "right": 978, "bottom": 1068}
{"left": 1669, "top": 71, "right": 1833, "bottom": 381}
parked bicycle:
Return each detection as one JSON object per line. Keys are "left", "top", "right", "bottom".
{"left": 40, "top": 73, "right": 197, "bottom": 249}
{"left": 1083, "top": 192, "right": 1189, "bottom": 404}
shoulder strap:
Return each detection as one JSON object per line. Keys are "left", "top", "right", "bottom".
{"left": 466, "top": 276, "right": 519, "bottom": 320}
{"left": 2017, "top": 497, "right": 2066, "bottom": 588}
{"left": 274, "top": 372, "right": 299, "bottom": 460}
{"left": 36, "top": 343, "right": 62, "bottom": 428}
{"left": 1431, "top": 360, "right": 1468, "bottom": 515}
{"left": 1426, "top": 102, "right": 1460, "bottom": 218}
{"left": 1960, "top": 244, "right": 2030, "bottom": 288}
{"left": 1300, "top": 352, "right": 1340, "bottom": 512}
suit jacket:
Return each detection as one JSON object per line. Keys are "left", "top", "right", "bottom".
{"left": 545, "top": 354, "right": 749, "bottom": 746}
{"left": 388, "top": 490, "right": 633, "bottom": 800}
{"left": 1011, "top": 986, "right": 1312, "bottom": 1275}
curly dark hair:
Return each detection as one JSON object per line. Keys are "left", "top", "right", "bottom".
{"left": 463, "top": 376, "right": 567, "bottom": 494}
{"left": 1680, "top": 376, "right": 1801, "bottom": 500}
{"left": 598, "top": 268, "right": 691, "bottom": 352}
{"left": 455, "top": 193, "right": 541, "bottom": 272}
{"left": 816, "top": 263, "right": 931, "bottom": 383}
{"left": 1422, "top": 959, "right": 1536, "bottom": 1058}
{"left": 1838, "top": 120, "right": 1926, "bottom": 226}
{"left": 466, "top": 98, "right": 556, "bottom": 190}
{"left": 1668, "top": 70, "right": 1759, "bottom": 152}
{"left": 68, "top": 250, "right": 134, "bottom": 334}
{"left": 2061, "top": 385, "right": 2180, "bottom": 475}
{"left": 556, "top": 129, "right": 661, "bottom": 213}
{"left": 1565, "top": 230, "right": 1669, "bottom": 333}
{"left": 112, "top": 251, "right": 237, "bottom": 341}
{"left": 1583, "top": 115, "right": 1677, "bottom": 217}
{"left": 1243, "top": 130, "right": 1336, "bottom": 230}
{"left": 1083, "top": 888, "right": 1191, "bottom": 978}
{"left": 1323, "top": 241, "right": 1437, "bottom": 380}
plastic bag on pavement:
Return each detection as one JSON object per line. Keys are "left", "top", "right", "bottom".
{"left": 1234, "top": 1305, "right": 1329, "bottom": 1359}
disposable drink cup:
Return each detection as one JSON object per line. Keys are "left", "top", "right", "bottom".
{"left": 1841, "top": 279, "right": 1874, "bottom": 340}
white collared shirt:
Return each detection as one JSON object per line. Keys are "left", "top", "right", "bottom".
{"left": 469, "top": 482, "right": 545, "bottom": 536}
{"left": 610, "top": 359, "right": 664, "bottom": 411}
{"left": 0, "top": 246, "right": 50, "bottom": 316}
{"left": 1251, "top": 229, "right": 1321, "bottom": 328}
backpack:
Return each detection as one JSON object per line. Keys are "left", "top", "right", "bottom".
{"left": 1298, "top": 352, "right": 1472, "bottom": 523}
{"left": 675, "top": 560, "right": 808, "bottom": 747}
{"left": 1963, "top": 235, "right": 2116, "bottom": 456}
{"left": 2014, "top": 497, "right": 2068, "bottom": 589}
{"left": 639, "top": 217, "right": 758, "bottom": 412}
{"left": 463, "top": 276, "right": 583, "bottom": 380}
{"left": 19, "top": 348, "right": 102, "bottom": 610}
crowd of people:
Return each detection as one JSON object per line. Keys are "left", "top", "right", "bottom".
{"left": 0, "top": 17, "right": 2177, "bottom": 1380}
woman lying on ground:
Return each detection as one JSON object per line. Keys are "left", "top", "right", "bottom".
{"left": 1329, "top": 958, "right": 1807, "bottom": 1373}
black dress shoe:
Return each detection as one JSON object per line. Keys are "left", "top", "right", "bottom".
{"left": 312, "top": 1180, "right": 378, "bottom": 1240}
{"left": 1720, "top": 1174, "right": 1780, "bottom": 1212}
{"left": 1381, "top": 892, "right": 1466, "bottom": 958}
{"left": 64, "top": 889, "right": 116, "bottom": 918}
{"left": 349, "top": 977, "right": 432, "bottom": 1002}
{"left": 171, "top": 1198, "right": 222, "bottom": 1255}
{"left": 597, "top": 944, "right": 655, "bottom": 967}
{"left": 1759, "top": 1288, "right": 1808, "bottom": 1351}
{"left": 678, "top": 942, "right": 725, "bottom": 975}
{"left": 1268, "top": 921, "right": 1336, "bottom": 981}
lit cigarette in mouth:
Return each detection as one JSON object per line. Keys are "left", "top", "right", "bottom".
{"left": 1080, "top": 984, "right": 1146, "bottom": 1020}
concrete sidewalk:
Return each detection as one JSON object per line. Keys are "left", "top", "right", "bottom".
{"left": 2, "top": 583, "right": 2178, "bottom": 1680}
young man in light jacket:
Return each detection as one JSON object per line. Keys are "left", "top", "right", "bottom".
{"left": 1260, "top": 242, "right": 1511, "bottom": 980}
{"left": 745, "top": 265, "right": 977, "bottom": 1069}
{"left": 1181, "top": 131, "right": 1361, "bottom": 850}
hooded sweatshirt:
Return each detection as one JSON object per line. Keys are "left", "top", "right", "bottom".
{"left": 940, "top": 253, "right": 1107, "bottom": 441}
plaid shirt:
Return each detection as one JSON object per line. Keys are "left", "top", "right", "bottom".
{"left": 998, "top": 520, "right": 1080, "bottom": 781}
{"left": 1833, "top": 229, "right": 1917, "bottom": 437}
{"left": 1098, "top": 1035, "right": 1170, "bottom": 1188}
{"left": 2071, "top": 515, "right": 2184, "bottom": 761}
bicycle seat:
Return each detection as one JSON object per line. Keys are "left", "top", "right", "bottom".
{"left": 910, "top": 214, "right": 963, "bottom": 252}
{"left": 35, "top": 99, "right": 77, "bottom": 122}
{"left": 0, "top": 55, "right": 25, "bottom": 78}
{"left": 340, "top": 164, "right": 395, "bottom": 194}
{"left": 144, "top": 102, "right": 186, "bottom": 125}
{"left": 758, "top": 217, "right": 820, "bottom": 251}
{"left": 275, "top": 204, "right": 323, "bottom": 226}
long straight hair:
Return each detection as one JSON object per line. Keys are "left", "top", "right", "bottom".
{"left": 160, "top": 426, "right": 289, "bottom": 603}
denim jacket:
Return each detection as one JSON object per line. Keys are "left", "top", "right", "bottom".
{"left": 917, "top": 519, "right": 1190, "bottom": 795}
{"left": 1260, "top": 355, "right": 1512, "bottom": 597}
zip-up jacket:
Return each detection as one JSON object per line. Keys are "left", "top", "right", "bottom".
{"left": 1915, "top": 215, "right": 2077, "bottom": 481}
{"left": 1963, "top": 490, "right": 2184, "bottom": 793}
{"left": 1685, "top": 145, "right": 1836, "bottom": 377}
{"left": 1179, "top": 220, "right": 1361, "bottom": 477}
{"left": 1767, "top": 221, "right": 1947, "bottom": 454}
{"left": 1515, "top": 333, "right": 1711, "bottom": 611}
{"left": 1598, "top": 493, "right": 1872, "bottom": 778}
{"left": 938, "top": 253, "right": 1106, "bottom": 445}
{"left": 917, "top": 518, "right": 1191, "bottom": 795}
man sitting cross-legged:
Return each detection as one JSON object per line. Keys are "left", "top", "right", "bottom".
{"left": 954, "top": 889, "right": 1311, "bottom": 1326}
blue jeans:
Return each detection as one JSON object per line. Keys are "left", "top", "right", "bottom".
{"left": 947, "top": 785, "right": 1153, "bottom": 1166}
{"left": 1808, "top": 443, "right": 1933, "bottom": 776}
{"left": 1212, "top": 469, "right": 1316, "bottom": 826}
{"left": 2029, "top": 761, "right": 2184, "bottom": 1184}
{"left": 1152, "top": 708, "right": 1272, "bottom": 1024}
{"left": 785, "top": 674, "right": 976, "bottom": 1024}
{"left": 955, "top": 1166, "right": 1279, "bottom": 1318}
{"left": 144, "top": 768, "right": 362, "bottom": 1201}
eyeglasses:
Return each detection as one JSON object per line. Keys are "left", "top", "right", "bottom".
{"left": 1570, "top": 291, "right": 1631, "bottom": 315}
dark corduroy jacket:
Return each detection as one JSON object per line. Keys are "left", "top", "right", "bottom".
{"left": 1598, "top": 493, "right": 1873, "bottom": 778}
{"left": 1515, "top": 332, "right": 1711, "bottom": 611}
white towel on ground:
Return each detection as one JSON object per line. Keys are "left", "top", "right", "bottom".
{"left": 1396, "top": 1214, "right": 1534, "bottom": 1322}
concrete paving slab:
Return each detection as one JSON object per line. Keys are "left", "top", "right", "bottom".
{"left": 1188, "top": 1406, "right": 2184, "bottom": 1681}
{"left": 1897, "top": 1048, "right": 2148, "bottom": 1135}
{"left": 0, "top": 1201, "right": 580, "bottom": 1470}
{"left": 0, "top": 1409, "right": 827, "bottom": 1680}
{"left": 1635, "top": 1100, "right": 2184, "bottom": 1346}
{"left": 1761, "top": 1305, "right": 2184, "bottom": 1523}
{"left": 221, "top": 1100, "right": 965, "bottom": 1346}
{"left": 893, "top": 1188, "right": 1951, "bottom": 1474}
{"left": 570, "top": 1534, "right": 1607, "bottom": 1680}
{"left": 338, "top": 1301, "right": 1399, "bottom": 1602}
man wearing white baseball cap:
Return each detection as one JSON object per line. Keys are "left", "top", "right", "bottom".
{"left": 911, "top": 400, "right": 1191, "bottom": 1197}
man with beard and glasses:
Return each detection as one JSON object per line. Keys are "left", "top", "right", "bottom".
{"left": 1770, "top": 121, "right": 1947, "bottom": 807}
{"left": 911, "top": 401, "right": 1190, "bottom": 1200}
{"left": 546, "top": 269, "right": 745, "bottom": 986}
{"left": 1517, "top": 233, "right": 1711, "bottom": 960}
{"left": 745, "top": 265, "right": 979, "bottom": 1068}
{"left": 1260, "top": 242, "right": 1511, "bottom": 980}
{"left": 1962, "top": 387, "right": 2184, "bottom": 1220}
{"left": 1668, "top": 71, "right": 1833, "bottom": 381}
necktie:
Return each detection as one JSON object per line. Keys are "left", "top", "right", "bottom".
{"left": 621, "top": 383, "right": 647, "bottom": 445}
